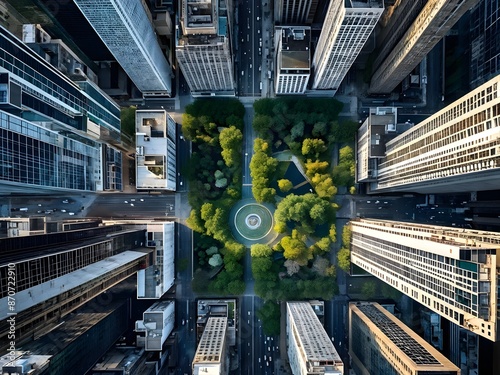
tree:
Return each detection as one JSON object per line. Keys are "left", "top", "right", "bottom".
{"left": 219, "top": 126, "right": 243, "bottom": 167}
{"left": 337, "top": 247, "right": 351, "bottom": 272}
{"left": 341, "top": 224, "right": 352, "bottom": 247}
{"left": 251, "top": 257, "right": 273, "bottom": 278}
{"left": 251, "top": 244, "right": 273, "bottom": 258}
{"left": 284, "top": 259, "right": 300, "bottom": 276}
{"left": 314, "top": 237, "right": 331, "bottom": 253}
{"left": 302, "top": 138, "right": 327, "bottom": 158}
{"left": 186, "top": 209, "right": 205, "bottom": 233}
{"left": 278, "top": 179, "right": 293, "bottom": 192}
{"left": 305, "top": 160, "right": 329, "bottom": 178}
{"left": 361, "top": 281, "right": 377, "bottom": 299}
{"left": 312, "top": 256, "right": 330, "bottom": 276}
{"left": 329, "top": 224, "right": 337, "bottom": 243}
{"left": 281, "top": 236, "right": 310, "bottom": 265}
{"left": 209, "top": 254, "right": 223, "bottom": 267}
{"left": 215, "top": 178, "right": 228, "bottom": 188}
{"left": 311, "top": 173, "right": 337, "bottom": 199}
{"left": 206, "top": 246, "right": 218, "bottom": 256}
{"left": 312, "top": 121, "right": 328, "bottom": 137}
{"left": 257, "top": 301, "right": 281, "bottom": 335}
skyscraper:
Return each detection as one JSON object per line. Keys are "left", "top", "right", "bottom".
{"left": 311, "top": 0, "right": 383, "bottom": 94}
{"left": 275, "top": 0, "right": 319, "bottom": 25}
{"left": 359, "top": 74, "right": 500, "bottom": 194}
{"left": 0, "top": 225, "right": 149, "bottom": 350}
{"left": 369, "top": 0, "right": 480, "bottom": 94}
{"left": 286, "top": 302, "right": 343, "bottom": 375}
{"left": 191, "top": 317, "right": 229, "bottom": 374}
{"left": 176, "top": 0, "right": 235, "bottom": 96}
{"left": 0, "top": 25, "right": 122, "bottom": 194}
{"left": 275, "top": 26, "right": 311, "bottom": 95}
{"left": 73, "top": 0, "right": 172, "bottom": 96}
{"left": 349, "top": 302, "right": 460, "bottom": 375}
{"left": 350, "top": 218, "right": 500, "bottom": 341}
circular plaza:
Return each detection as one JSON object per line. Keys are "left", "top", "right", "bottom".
{"left": 229, "top": 199, "right": 277, "bottom": 246}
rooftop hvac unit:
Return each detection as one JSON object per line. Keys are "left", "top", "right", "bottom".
{"left": 386, "top": 124, "right": 396, "bottom": 132}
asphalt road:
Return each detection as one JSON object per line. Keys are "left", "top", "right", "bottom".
{"left": 238, "top": 0, "right": 262, "bottom": 96}
{"left": 242, "top": 104, "right": 256, "bottom": 198}
{"left": 86, "top": 193, "right": 175, "bottom": 219}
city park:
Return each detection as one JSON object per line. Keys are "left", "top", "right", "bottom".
{"left": 182, "top": 97, "right": 358, "bottom": 333}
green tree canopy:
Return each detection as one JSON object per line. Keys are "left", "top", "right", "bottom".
{"left": 337, "top": 247, "right": 351, "bottom": 272}
{"left": 278, "top": 179, "right": 293, "bottom": 192}
{"left": 251, "top": 244, "right": 274, "bottom": 258}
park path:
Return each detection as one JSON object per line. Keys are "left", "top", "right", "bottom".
{"left": 242, "top": 103, "right": 257, "bottom": 199}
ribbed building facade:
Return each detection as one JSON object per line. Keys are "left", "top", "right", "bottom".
{"left": 369, "top": 0, "right": 480, "bottom": 94}
{"left": 275, "top": 26, "right": 311, "bottom": 95}
{"left": 192, "top": 317, "right": 228, "bottom": 375}
{"left": 275, "top": 0, "right": 319, "bottom": 25}
{"left": 312, "top": 0, "right": 383, "bottom": 94}
{"left": 368, "top": 74, "right": 500, "bottom": 194}
{"left": 286, "top": 302, "right": 343, "bottom": 375}
{"left": 350, "top": 218, "right": 500, "bottom": 341}
{"left": 176, "top": 0, "right": 235, "bottom": 96}
{"left": 74, "top": 0, "right": 172, "bottom": 96}
{"left": 349, "top": 302, "right": 460, "bottom": 375}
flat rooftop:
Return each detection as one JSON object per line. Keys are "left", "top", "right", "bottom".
{"left": 279, "top": 27, "right": 310, "bottom": 70}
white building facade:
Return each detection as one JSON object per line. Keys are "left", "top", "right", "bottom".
{"left": 286, "top": 302, "right": 343, "bottom": 375}
{"left": 74, "top": 0, "right": 172, "bottom": 96}
{"left": 312, "top": 0, "right": 383, "bottom": 93}
{"left": 372, "top": 74, "right": 500, "bottom": 194}
{"left": 275, "top": 27, "right": 311, "bottom": 95}
{"left": 135, "top": 109, "right": 176, "bottom": 191}
{"left": 176, "top": 0, "right": 235, "bottom": 96}
{"left": 350, "top": 218, "right": 500, "bottom": 341}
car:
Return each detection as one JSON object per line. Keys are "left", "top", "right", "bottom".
{"left": 124, "top": 200, "right": 128, "bottom": 204}
{"left": 37, "top": 210, "right": 42, "bottom": 214}
{"left": 264, "top": 355, "right": 266, "bottom": 361}
{"left": 38, "top": 204, "right": 42, "bottom": 207}
{"left": 258, "top": 358, "right": 261, "bottom": 363}
{"left": 130, "top": 203, "right": 134, "bottom": 207}
{"left": 366, "top": 200, "right": 371, "bottom": 203}
{"left": 68, "top": 212, "right": 75, "bottom": 216}
{"left": 140, "top": 198, "right": 144, "bottom": 202}
{"left": 182, "top": 319, "right": 185, "bottom": 325}
{"left": 268, "top": 347, "right": 270, "bottom": 351}
{"left": 375, "top": 200, "right": 380, "bottom": 204}
{"left": 61, "top": 209, "right": 66, "bottom": 213}
{"left": 44, "top": 210, "right": 53, "bottom": 214}
{"left": 266, "top": 362, "right": 269, "bottom": 367}
{"left": 384, "top": 201, "right": 388, "bottom": 204}
{"left": 62, "top": 200, "right": 69, "bottom": 204}
{"left": 131, "top": 199, "right": 135, "bottom": 202}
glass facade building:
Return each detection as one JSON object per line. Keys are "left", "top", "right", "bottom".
{"left": 74, "top": 0, "right": 172, "bottom": 96}
{"left": 0, "top": 26, "right": 121, "bottom": 139}
{"left": 0, "top": 111, "right": 100, "bottom": 192}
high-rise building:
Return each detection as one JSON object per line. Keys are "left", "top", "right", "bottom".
{"left": 135, "top": 109, "right": 176, "bottom": 191}
{"left": 275, "top": 26, "right": 311, "bottom": 95}
{"left": 275, "top": 0, "right": 318, "bottom": 25}
{"left": 469, "top": 0, "right": 500, "bottom": 89}
{"left": 73, "top": 0, "right": 172, "bottom": 96}
{"left": 311, "top": 0, "right": 383, "bottom": 94}
{"left": 349, "top": 302, "right": 460, "bottom": 375}
{"left": 359, "top": 74, "right": 500, "bottom": 194}
{"left": 176, "top": 0, "right": 235, "bottom": 96}
{"left": 192, "top": 317, "right": 229, "bottom": 375}
{"left": 286, "top": 302, "right": 343, "bottom": 375}
{"left": 350, "top": 218, "right": 500, "bottom": 341}
{"left": 369, "top": 0, "right": 480, "bottom": 94}
{"left": 0, "top": 225, "right": 149, "bottom": 350}
{"left": 135, "top": 301, "right": 175, "bottom": 351}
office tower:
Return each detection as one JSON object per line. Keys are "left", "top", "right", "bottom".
{"left": 350, "top": 218, "right": 500, "bottom": 341}
{"left": 135, "top": 109, "right": 177, "bottom": 191}
{"left": 73, "top": 0, "right": 172, "bottom": 96}
{"left": 371, "top": 0, "right": 427, "bottom": 76}
{"left": 359, "top": 74, "right": 500, "bottom": 194}
{"left": 176, "top": 0, "right": 235, "bottom": 96}
{"left": 275, "top": 0, "right": 319, "bottom": 24}
{"left": 192, "top": 317, "right": 228, "bottom": 375}
{"left": 0, "top": 25, "right": 123, "bottom": 194}
{"left": 136, "top": 222, "right": 175, "bottom": 299}
{"left": 470, "top": 0, "right": 500, "bottom": 89}
{"left": 311, "top": 0, "right": 383, "bottom": 94}
{"left": 1, "top": 289, "right": 133, "bottom": 375}
{"left": 349, "top": 302, "right": 460, "bottom": 375}
{"left": 135, "top": 301, "right": 175, "bottom": 351}
{"left": 0, "top": 226, "right": 149, "bottom": 351}
{"left": 275, "top": 26, "right": 311, "bottom": 95}
{"left": 369, "top": 0, "right": 479, "bottom": 94}
{"left": 286, "top": 302, "right": 343, "bottom": 375}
